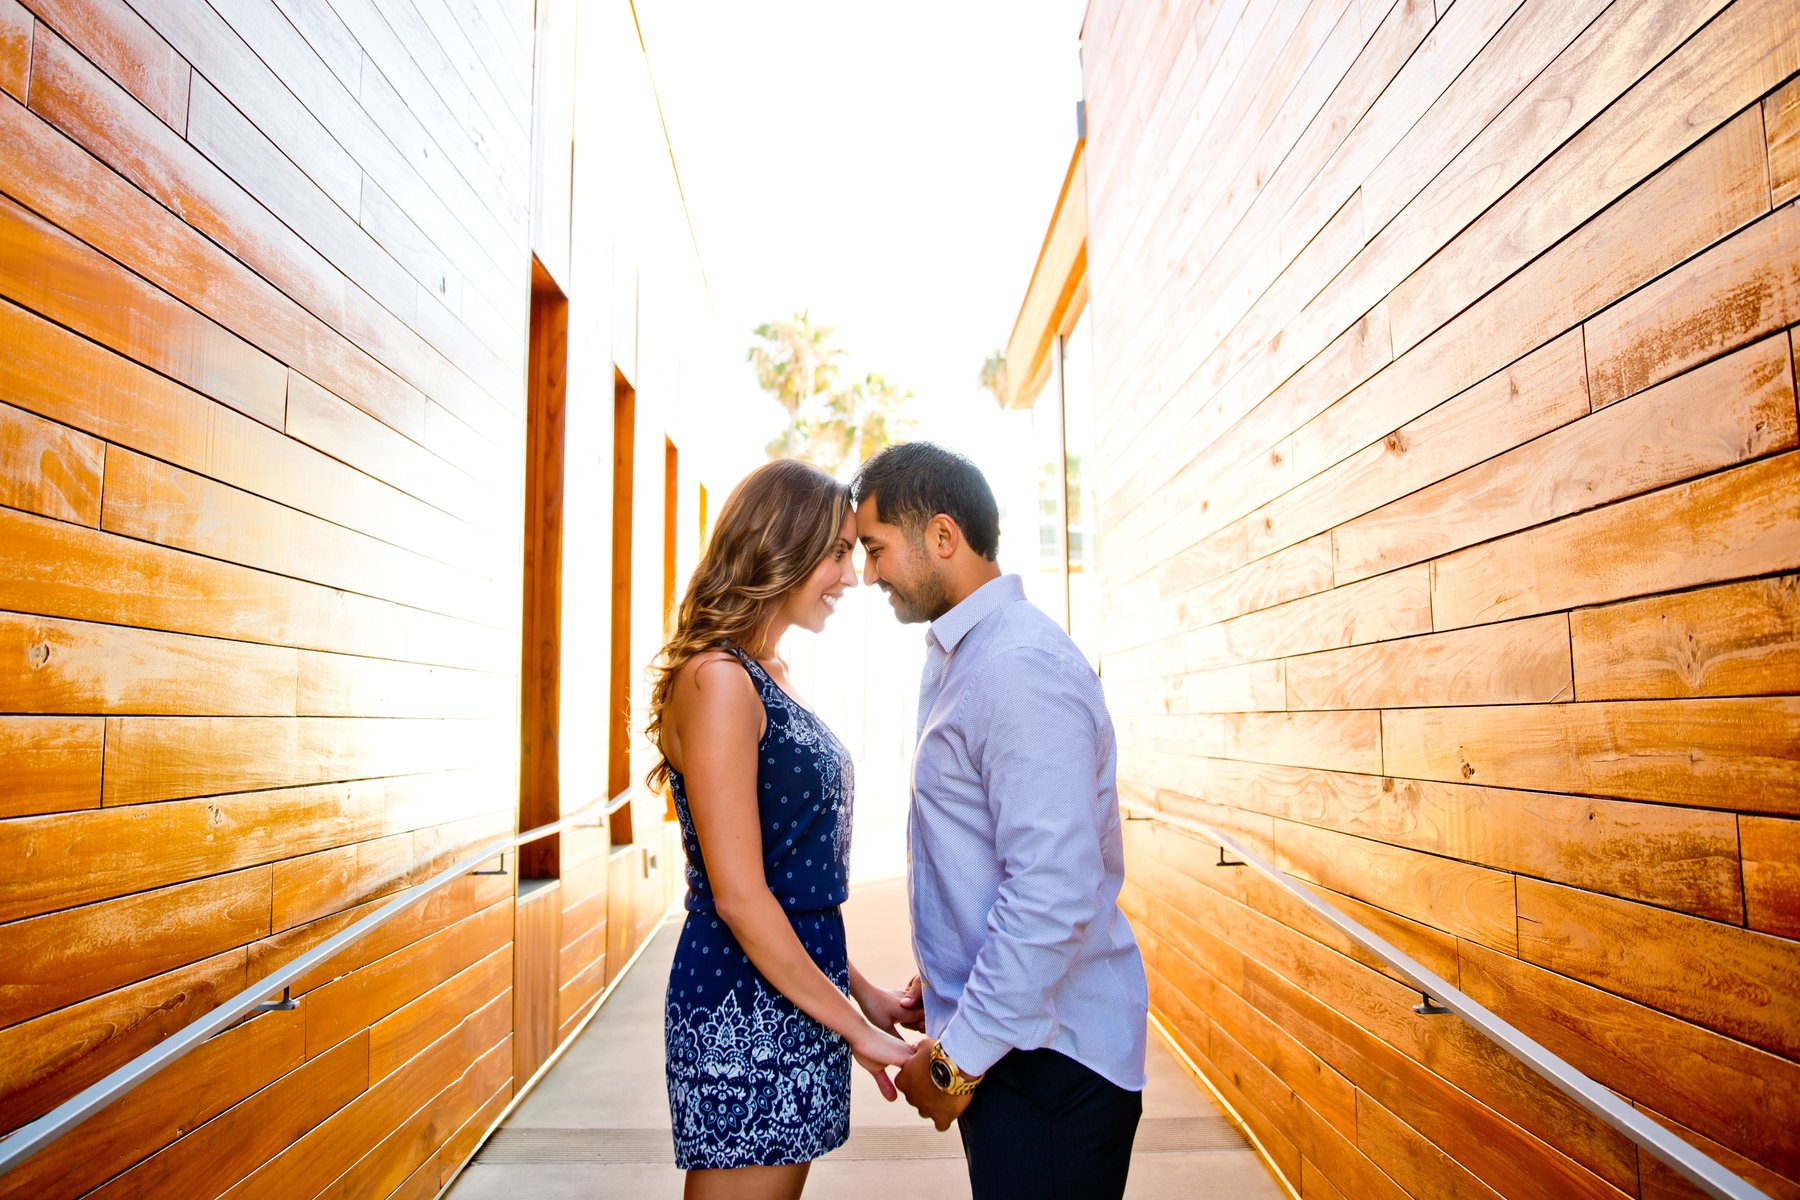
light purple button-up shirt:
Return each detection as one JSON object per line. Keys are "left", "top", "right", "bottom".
{"left": 910, "top": 573, "right": 1149, "bottom": 1091}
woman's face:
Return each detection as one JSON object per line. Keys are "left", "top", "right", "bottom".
{"left": 781, "top": 510, "right": 858, "bottom": 634}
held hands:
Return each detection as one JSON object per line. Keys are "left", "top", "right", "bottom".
{"left": 846, "top": 974, "right": 930, "bottom": 1105}
{"left": 851, "top": 1025, "right": 914, "bottom": 1102}
{"left": 895, "top": 1037, "right": 973, "bottom": 1132}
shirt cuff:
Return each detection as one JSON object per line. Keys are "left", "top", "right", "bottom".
{"left": 937, "top": 1016, "right": 1010, "bottom": 1079}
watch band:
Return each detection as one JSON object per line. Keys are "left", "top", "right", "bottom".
{"left": 928, "top": 1042, "right": 982, "bottom": 1096}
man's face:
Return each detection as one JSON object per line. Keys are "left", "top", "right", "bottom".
{"left": 855, "top": 496, "right": 951, "bottom": 624}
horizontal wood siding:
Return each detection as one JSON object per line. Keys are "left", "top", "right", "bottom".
{"left": 0, "top": 0, "right": 687, "bottom": 1195}
{"left": 1081, "top": 0, "right": 1800, "bottom": 1196}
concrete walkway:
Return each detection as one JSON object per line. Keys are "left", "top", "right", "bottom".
{"left": 448, "top": 878, "right": 1282, "bottom": 1199}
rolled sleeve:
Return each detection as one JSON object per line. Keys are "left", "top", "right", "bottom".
{"left": 937, "top": 648, "right": 1108, "bottom": 1077}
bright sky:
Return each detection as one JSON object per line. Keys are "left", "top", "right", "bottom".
{"left": 633, "top": 3, "right": 1089, "bottom": 879}
{"left": 637, "top": 0, "right": 1087, "bottom": 489}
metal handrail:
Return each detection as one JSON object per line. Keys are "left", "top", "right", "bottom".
{"left": 0, "top": 787, "right": 632, "bottom": 1179}
{"left": 1122, "top": 806, "right": 1768, "bottom": 1200}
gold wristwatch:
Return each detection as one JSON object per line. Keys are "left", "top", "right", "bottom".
{"left": 927, "top": 1042, "right": 982, "bottom": 1096}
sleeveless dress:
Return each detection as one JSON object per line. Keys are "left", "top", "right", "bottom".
{"left": 663, "top": 646, "right": 855, "bottom": 1169}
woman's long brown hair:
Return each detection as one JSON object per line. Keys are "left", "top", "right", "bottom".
{"left": 645, "top": 459, "right": 851, "bottom": 794}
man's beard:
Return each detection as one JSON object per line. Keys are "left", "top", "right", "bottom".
{"left": 881, "top": 573, "right": 951, "bottom": 624}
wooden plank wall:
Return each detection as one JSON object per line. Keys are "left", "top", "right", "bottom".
{"left": 0, "top": 0, "right": 694, "bottom": 1196}
{"left": 1080, "top": 1, "right": 1800, "bottom": 1196}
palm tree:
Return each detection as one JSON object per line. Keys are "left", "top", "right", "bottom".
{"left": 832, "top": 372, "right": 914, "bottom": 467}
{"left": 748, "top": 312, "right": 843, "bottom": 455}
{"left": 766, "top": 372, "right": 915, "bottom": 478}
{"left": 978, "top": 349, "right": 1009, "bottom": 406}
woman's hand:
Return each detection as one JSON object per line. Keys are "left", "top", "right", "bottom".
{"left": 855, "top": 976, "right": 926, "bottom": 1035}
{"left": 851, "top": 1025, "right": 915, "bottom": 1102}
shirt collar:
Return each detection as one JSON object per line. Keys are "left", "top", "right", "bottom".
{"left": 928, "top": 574, "right": 1022, "bottom": 656}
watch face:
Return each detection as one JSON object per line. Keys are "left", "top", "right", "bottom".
{"left": 929, "top": 1058, "right": 953, "bottom": 1090}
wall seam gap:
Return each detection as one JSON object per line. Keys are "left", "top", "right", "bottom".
{"left": 21, "top": 15, "right": 34, "bottom": 103}
{"left": 1736, "top": 812, "right": 1749, "bottom": 929}
{"left": 1760, "top": 92, "right": 1776, "bottom": 211}
{"left": 1564, "top": 609, "right": 1577, "bottom": 705}
{"left": 180, "top": 62, "right": 193, "bottom": 138}
{"left": 1579, "top": 324, "right": 1595, "bottom": 414}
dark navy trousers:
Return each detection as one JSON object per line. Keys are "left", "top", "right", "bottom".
{"left": 957, "top": 1048, "right": 1143, "bottom": 1200}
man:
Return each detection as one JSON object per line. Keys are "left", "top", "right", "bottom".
{"left": 851, "top": 442, "right": 1148, "bottom": 1200}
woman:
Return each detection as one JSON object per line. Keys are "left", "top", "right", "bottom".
{"left": 649, "top": 459, "right": 917, "bottom": 1199}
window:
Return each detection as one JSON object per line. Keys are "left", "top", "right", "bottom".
{"left": 521, "top": 257, "right": 569, "bottom": 877}
{"left": 1060, "top": 309, "right": 1100, "bottom": 669}
{"left": 608, "top": 368, "right": 636, "bottom": 846}
{"left": 1025, "top": 350, "right": 1070, "bottom": 628}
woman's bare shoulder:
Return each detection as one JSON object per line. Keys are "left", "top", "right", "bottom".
{"left": 671, "top": 651, "right": 760, "bottom": 718}
{"left": 676, "top": 648, "right": 747, "bottom": 685}
{"left": 664, "top": 651, "right": 762, "bottom": 775}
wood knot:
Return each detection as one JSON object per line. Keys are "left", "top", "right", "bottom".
{"left": 1460, "top": 760, "right": 1477, "bottom": 780}
{"left": 1385, "top": 431, "right": 1407, "bottom": 454}
{"left": 27, "top": 641, "right": 50, "bottom": 668}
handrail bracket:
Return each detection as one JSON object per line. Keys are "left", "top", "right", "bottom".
{"left": 255, "top": 986, "right": 298, "bottom": 1014}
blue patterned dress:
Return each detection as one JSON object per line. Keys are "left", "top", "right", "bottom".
{"left": 664, "top": 646, "right": 854, "bottom": 1169}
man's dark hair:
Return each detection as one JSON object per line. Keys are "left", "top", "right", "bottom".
{"left": 851, "top": 442, "right": 1001, "bottom": 561}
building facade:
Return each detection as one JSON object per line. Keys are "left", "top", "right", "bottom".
{"left": 0, "top": 0, "right": 720, "bottom": 1195}
{"left": 1010, "top": 1, "right": 1800, "bottom": 1196}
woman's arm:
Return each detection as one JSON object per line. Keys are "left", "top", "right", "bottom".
{"left": 673, "top": 658, "right": 912, "bottom": 1095}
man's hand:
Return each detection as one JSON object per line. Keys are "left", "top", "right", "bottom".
{"left": 896, "top": 975, "right": 926, "bottom": 1031}
{"left": 858, "top": 975, "right": 926, "bottom": 1035}
{"left": 895, "top": 1038, "right": 974, "bottom": 1132}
